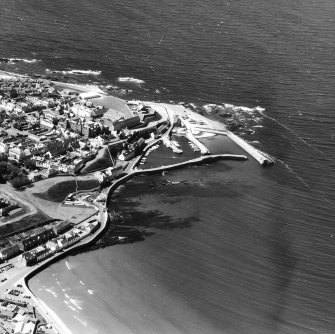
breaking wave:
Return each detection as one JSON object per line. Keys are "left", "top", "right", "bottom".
{"left": 202, "top": 103, "right": 265, "bottom": 135}
{"left": 117, "top": 76, "right": 145, "bottom": 85}
{"left": 0, "top": 57, "right": 40, "bottom": 64}
{"left": 203, "top": 103, "right": 264, "bottom": 114}
{"left": 46, "top": 69, "right": 101, "bottom": 75}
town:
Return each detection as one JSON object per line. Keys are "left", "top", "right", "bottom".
{"left": 0, "top": 73, "right": 273, "bottom": 334}
{"left": 0, "top": 75, "right": 168, "bottom": 188}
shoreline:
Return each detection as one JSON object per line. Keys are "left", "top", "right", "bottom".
{"left": 21, "top": 152, "right": 247, "bottom": 333}
{"left": 22, "top": 208, "right": 108, "bottom": 334}
{"left": 0, "top": 69, "right": 105, "bottom": 95}
{"left": 0, "top": 68, "right": 271, "bottom": 333}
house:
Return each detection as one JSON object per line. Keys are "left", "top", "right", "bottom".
{"left": 19, "top": 252, "right": 36, "bottom": 266}
{"left": 57, "top": 236, "right": 70, "bottom": 249}
{"left": 94, "top": 165, "right": 123, "bottom": 184}
{"left": 12, "top": 313, "right": 26, "bottom": 323}
{"left": 40, "top": 118, "right": 54, "bottom": 130}
{"left": 0, "top": 141, "right": 9, "bottom": 153}
{"left": 0, "top": 244, "right": 21, "bottom": 260}
{"left": 35, "top": 245, "right": 51, "bottom": 262}
{"left": 30, "top": 144, "right": 46, "bottom": 155}
{"left": 0, "top": 309, "right": 15, "bottom": 321}
{"left": 52, "top": 220, "right": 73, "bottom": 235}
{"left": 8, "top": 147, "right": 24, "bottom": 161}
{"left": 72, "top": 158, "right": 84, "bottom": 173}
{"left": 45, "top": 240, "right": 59, "bottom": 253}
{"left": 14, "top": 320, "right": 37, "bottom": 334}
{"left": 19, "top": 227, "right": 56, "bottom": 251}
{"left": 89, "top": 135, "right": 106, "bottom": 148}
{"left": 31, "top": 156, "right": 51, "bottom": 169}
{"left": 0, "top": 203, "right": 19, "bottom": 217}
{"left": 81, "top": 220, "right": 99, "bottom": 233}
{"left": 64, "top": 233, "right": 79, "bottom": 247}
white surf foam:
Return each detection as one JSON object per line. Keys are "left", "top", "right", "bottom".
{"left": 118, "top": 76, "right": 145, "bottom": 85}
{"left": 7, "top": 58, "right": 40, "bottom": 64}
{"left": 46, "top": 69, "right": 101, "bottom": 75}
{"left": 70, "top": 298, "right": 83, "bottom": 311}
{"left": 45, "top": 288, "right": 58, "bottom": 298}
{"left": 204, "top": 103, "right": 264, "bottom": 115}
{"left": 73, "top": 315, "right": 87, "bottom": 327}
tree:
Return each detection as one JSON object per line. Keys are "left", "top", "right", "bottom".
{"left": 52, "top": 118, "right": 59, "bottom": 126}
{"left": 0, "top": 153, "right": 8, "bottom": 162}
{"left": 24, "top": 159, "right": 36, "bottom": 170}
{"left": 10, "top": 175, "right": 31, "bottom": 189}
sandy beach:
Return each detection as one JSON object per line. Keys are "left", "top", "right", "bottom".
{"left": 37, "top": 298, "right": 73, "bottom": 334}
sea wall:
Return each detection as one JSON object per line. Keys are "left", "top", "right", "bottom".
{"left": 106, "top": 154, "right": 247, "bottom": 204}
{"left": 227, "top": 132, "right": 274, "bottom": 166}
{"left": 23, "top": 209, "right": 108, "bottom": 305}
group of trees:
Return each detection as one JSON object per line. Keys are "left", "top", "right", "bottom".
{"left": 0, "top": 161, "right": 32, "bottom": 189}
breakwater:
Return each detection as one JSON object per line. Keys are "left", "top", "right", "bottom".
{"left": 227, "top": 132, "right": 274, "bottom": 166}
{"left": 107, "top": 153, "right": 247, "bottom": 203}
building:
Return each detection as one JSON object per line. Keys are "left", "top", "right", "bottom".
{"left": 0, "top": 245, "right": 21, "bottom": 261}
{"left": 19, "top": 252, "right": 36, "bottom": 266}
{"left": 71, "top": 158, "right": 84, "bottom": 173}
{"left": 40, "top": 118, "right": 54, "bottom": 129}
{"left": 0, "top": 141, "right": 9, "bottom": 153}
{"left": 0, "top": 203, "right": 19, "bottom": 217}
{"left": 103, "top": 110, "right": 141, "bottom": 131}
{"left": 71, "top": 104, "right": 94, "bottom": 119}
{"left": 14, "top": 320, "right": 37, "bottom": 334}
{"left": 56, "top": 236, "right": 68, "bottom": 249}
{"left": 157, "top": 123, "right": 168, "bottom": 135}
{"left": 79, "top": 92, "right": 101, "bottom": 100}
{"left": 0, "top": 309, "right": 15, "bottom": 321}
{"left": 31, "top": 156, "right": 51, "bottom": 169}
{"left": 8, "top": 147, "right": 24, "bottom": 161}
{"left": 81, "top": 220, "right": 99, "bottom": 233}
{"left": 52, "top": 220, "right": 73, "bottom": 235}
{"left": 64, "top": 233, "right": 80, "bottom": 247}
{"left": 19, "top": 227, "right": 56, "bottom": 252}
{"left": 34, "top": 245, "right": 51, "bottom": 262}
{"left": 89, "top": 135, "right": 106, "bottom": 148}
{"left": 45, "top": 239, "right": 59, "bottom": 253}
{"left": 94, "top": 165, "right": 123, "bottom": 184}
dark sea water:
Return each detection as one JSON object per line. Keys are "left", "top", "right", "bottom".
{"left": 2, "top": 0, "right": 335, "bottom": 333}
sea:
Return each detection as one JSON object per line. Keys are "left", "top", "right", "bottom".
{"left": 1, "top": 0, "right": 335, "bottom": 333}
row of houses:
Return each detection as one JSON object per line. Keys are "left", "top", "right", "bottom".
{"left": 32, "top": 155, "right": 84, "bottom": 174}
{"left": 0, "top": 221, "right": 72, "bottom": 262}
{"left": 19, "top": 220, "right": 99, "bottom": 266}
